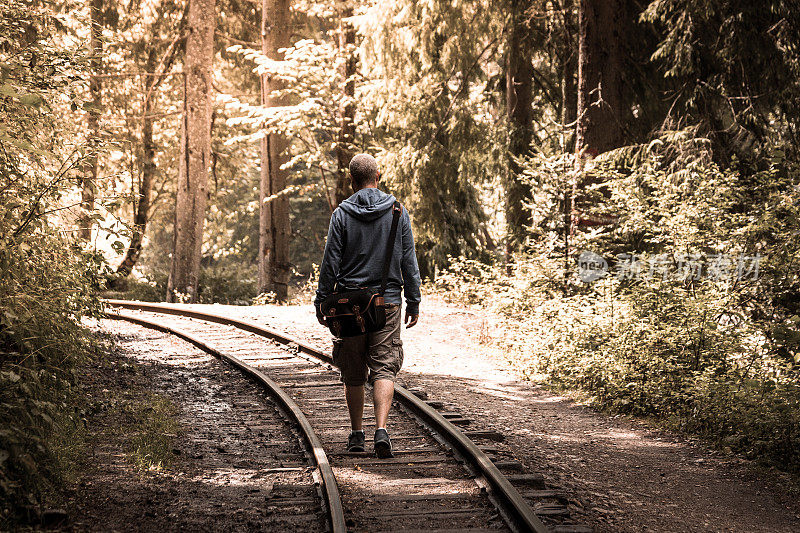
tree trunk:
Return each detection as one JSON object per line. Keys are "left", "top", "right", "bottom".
{"left": 167, "top": 0, "right": 214, "bottom": 302}
{"left": 560, "top": 0, "right": 577, "bottom": 154}
{"left": 571, "top": 0, "right": 628, "bottom": 230}
{"left": 114, "top": 25, "right": 185, "bottom": 284}
{"left": 80, "top": 0, "right": 102, "bottom": 242}
{"left": 334, "top": 3, "right": 357, "bottom": 207}
{"left": 574, "top": 0, "right": 627, "bottom": 157}
{"left": 505, "top": 0, "right": 534, "bottom": 253}
{"left": 114, "top": 71, "right": 157, "bottom": 284}
{"left": 258, "top": 0, "right": 290, "bottom": 301}
{"left": 560, "top": 0, "right": 578, "bottom": 275}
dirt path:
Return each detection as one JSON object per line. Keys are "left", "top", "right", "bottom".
{"left": 65, "top": 320, "right": 326, "bottom": 532}
{"left": 183, "top": 296, "right": 800, "bottom": 533}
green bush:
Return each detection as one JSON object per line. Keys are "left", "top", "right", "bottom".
{"left": 121, "top": 275, "right": 169, "bottom": 303}
{"left": 198, "top": 261, "right": 258, "bottom": 305}
{"left": 436, "top": 254, "right": 800, "bottom": 473}
{"left": 0, "top": 235, "right": 104, "bottom": 524}
{"left": 0, "top": 2, "right": 104, "bottom": 524}
{"left": 435, "top": 140, "right": 800, "bottom": 474}
{"left": 125, "top": 393, "right": 180, "bottom": 472}
{"left": 112, "top": 262, "right": 258, "bottom": 305}
{"left": 107, "top": 269, "right": 169, "bottom": 303}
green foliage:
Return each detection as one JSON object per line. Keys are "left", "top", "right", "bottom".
{"left": 82, "top": 354, "right": 180, "bottom": 473}
{"left": 114, "top": 263, "right": 258, "bottom": 305}
{"left": 117, "top": 275, "right": 168, "bottom": 303}
{"left": 198, "top": 262, "right": 258, "bottom": 305}
{"left": 0, "top": 1, "right": 104, "bottom": 524}
{"left": 437, "top": 139, "right": 800, "bottom": 473}
{"left": 358, "top": 0, "right": 504, "bottom": 275}
{"left": 222, "top": 1, "right": 510, "bottom": 279}
{"left": 437, "top": 253, "right": 800, "bottom": 472}
{"left": 213, "top": 31, "right": 344, "bottom": 285}
{"left": 641, "top": 0, "right": 800, "bottom": 161}
{"left": 225, "top": 37, "right": 356, "bottom": 176}
{"left": 124, "top": 394, "right": 180, "bottom": 472}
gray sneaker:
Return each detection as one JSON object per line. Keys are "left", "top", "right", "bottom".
{"left": 347, "top": 431, "right": 365, "bottom": 452}
{"left": 374, "top": 428, "right": 393, "bottom": 458}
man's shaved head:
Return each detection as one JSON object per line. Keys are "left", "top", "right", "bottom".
{"left": 349, "top": 153, "right": 379, "bottom": 189}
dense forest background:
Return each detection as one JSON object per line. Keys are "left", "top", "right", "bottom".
{"left": 2, "top": 0, "right": 800, "bottom": 523}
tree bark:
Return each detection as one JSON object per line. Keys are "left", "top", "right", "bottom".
{"left": 167, "top": 0, "right": 214, "bottom": 302}
{"left": 334, "top": 2, "right": 357, "bottom": 207}
{"left": 570, "top": 0, "right": 629, "bottom": 230}
{"left": 574, "top": 0, "right": 627, "bottom": 157}
{"left": 114, "top": 27, "right": 185, "bottom": 284}
{"left": 560, "top": 0, "right": 578, "bottom": 272}
{"left": 505, "top": 0, "right": 534, "bottom": 253}
{"left": 80, "top": 0, "right": 102, "bottom": 241}
{"left": 114, "top": 59, "right": 157, "bottom": 284}
{"left": 570, "top": 0, "right": 630, "bottom": 233}
{"left": 258, "top": 0, "right": 290, "bottom": 301}
{"left": 560, "top": 0, "right": 577, "bottom": 154}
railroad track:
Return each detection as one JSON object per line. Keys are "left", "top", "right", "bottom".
{"left": 104, "top": 300, "right": 593, "bottom": 533}
{"left": 107, "top": 313, "right": 347, "bottom": 533}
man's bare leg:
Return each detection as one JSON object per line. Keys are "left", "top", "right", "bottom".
{"left": 345, "top": 384, "right": 365, "bottom": 431}
{"left": 373, "top": 379, "right": 394, "bottom": 429}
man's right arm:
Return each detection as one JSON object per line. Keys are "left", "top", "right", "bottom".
{"left": 314, "top": 211, "right": 344, "bottom": 320}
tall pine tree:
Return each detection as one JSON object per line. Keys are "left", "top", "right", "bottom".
{"left": 168, "top": 0, "right": 215, "bottom": 302}
{"left": 258, "top": 0, "right": 291, "bottom": 301}
{"left": 505, "top": 0, "right": 534, "bottom": 252}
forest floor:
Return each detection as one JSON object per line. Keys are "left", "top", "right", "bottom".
{"left": 183, "top": 294, "right": 800, "bottom": 533}
{"left": 60, "top": 320, "right": 326, "bottom": 532}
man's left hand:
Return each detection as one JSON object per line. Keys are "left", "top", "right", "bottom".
{"left": 405, "top": 313, "right": 418, "bottom": 328}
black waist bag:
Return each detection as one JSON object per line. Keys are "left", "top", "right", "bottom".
{"left": 320, "top": 288, "right": 386, "bottom": 338}
{"left": 320, "top": 201, "right": 401, "bottom": 338}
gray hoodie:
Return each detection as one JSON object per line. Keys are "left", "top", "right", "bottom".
{"left": 314, "top": 188, "right": 421, "bottom": 315}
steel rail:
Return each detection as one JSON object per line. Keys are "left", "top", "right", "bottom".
{"left": 106, "top": 309, "right": 347, "bottom": 533}
{"left": 104, "top": 299, "right": 550, "bottom": 533}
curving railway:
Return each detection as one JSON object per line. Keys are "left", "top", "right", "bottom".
{"left": 104, "top": 300, "right": 593, "bottom": 533}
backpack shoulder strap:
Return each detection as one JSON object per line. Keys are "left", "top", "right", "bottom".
{"left": 380, "top": 201, "right": 402, "bottom": 295}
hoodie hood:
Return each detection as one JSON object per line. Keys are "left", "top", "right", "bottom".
{"left": 338, "top": 188, "right": 397, "bottom": 221}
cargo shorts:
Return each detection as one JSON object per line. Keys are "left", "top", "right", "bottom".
{"left": 331, "top": 304, "right": 404, "bottom": 386}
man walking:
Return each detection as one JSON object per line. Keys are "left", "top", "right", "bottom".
{"left": 314, "top": 153, "right": 421, "bottom": 458}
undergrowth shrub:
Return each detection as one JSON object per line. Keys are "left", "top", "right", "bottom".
{"left": 119, "top": 272, "right": 168, "bottom": 303}
{"left": 116, "top": 261, "right": 316, "bottom": 306}
{"left": 198, "top": 262, "right": 258, "bottom": 305}
{"left": 435, "top": 138, "right": 800, "bottom": 474}
{"left": 0, "top": 2, "right": 104, "bottom": 525}
{"left": 0, "top": 239, "right": 103, "bottom": 524}
{"left": 113, "top": 262, "right": 258, "bottom": 304}
{"left": 437, "top": 255, "right": 800, "bottom": 472}
{"left": 124, "top": 393, "right": 180, "bottom": 472}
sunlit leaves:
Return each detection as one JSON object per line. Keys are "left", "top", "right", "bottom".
{"left": 0, "top": 0, "right": 106, "bottom": 520}
{"left": 221, "top": 36, "right": 355, "bottom": 197}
